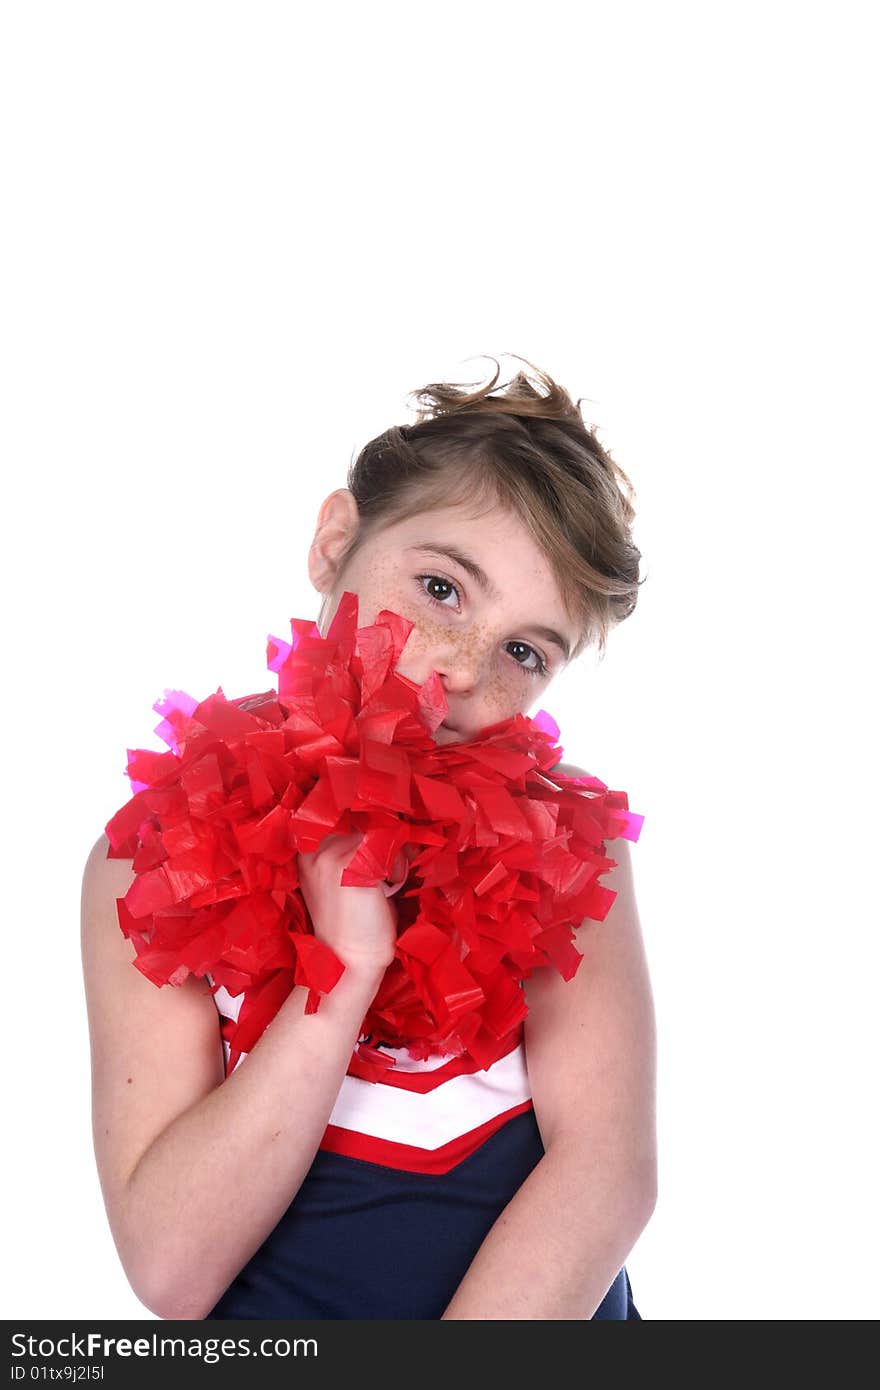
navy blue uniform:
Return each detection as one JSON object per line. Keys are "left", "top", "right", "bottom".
{"left": 203, "top": 975, "right": 640, "bottom": 1319}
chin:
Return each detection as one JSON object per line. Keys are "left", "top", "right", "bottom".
{"left": 434, "top": 722, "right": 465, "bottom": 743}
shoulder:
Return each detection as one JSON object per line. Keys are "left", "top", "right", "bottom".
{"left": 550, "top": 763, "right": 634, "bottom": 869}
{"left": 521, "top": 767, "right": 655, "bottom": 1172}
{"left": 529, "top": 758, "right": 641, "bottom": 987}
{"left": 522, "top": 759, "right": 648, "bottom": 1106}
{"left": 84, "top": 831, "right": 118, "bottom": 868}
{"left": 79, "top": 834, "right": 208, "bottom": 1002}
{"left": 82, "top": 832, "right": 138, "bottom": 901}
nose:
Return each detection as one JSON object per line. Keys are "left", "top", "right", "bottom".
{"left": 405, "top": 640, "right": 497, "bottom": 741}
{"left": 396, "top": 654, "right": 480, "bottom": 730}
{"left": 430, "top": 630, "right": 493, "bottom": 692}
{"left": 437, "top": 656, "right": 479, "bottom": 693}
{"left": 431, "top": 650, "right": 483, "bottom": 738}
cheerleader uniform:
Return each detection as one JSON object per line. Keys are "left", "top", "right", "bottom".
{"left": 202, "top": 978, "right": 641, "bottom": 1320}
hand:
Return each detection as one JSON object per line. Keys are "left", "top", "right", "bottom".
{"left": 296, "top": 832, "right": 401, "bottom": 976}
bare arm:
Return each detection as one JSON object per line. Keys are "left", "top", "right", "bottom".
{"left": 81, "top": 833, "right": 391, "bottom": 1321}
{"left": 441, "top": 833, "right": 657, "bottom": 1318}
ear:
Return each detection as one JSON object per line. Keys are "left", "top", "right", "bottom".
{"left": 308, "top": 489, "right": 361, "bottom": 593}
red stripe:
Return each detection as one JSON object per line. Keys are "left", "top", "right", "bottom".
{"left": 317, "top": 1100, "right": 535, "bottom": 1175}
{"left": 345, "top": 1028, "right": 523, "bottom": 1092}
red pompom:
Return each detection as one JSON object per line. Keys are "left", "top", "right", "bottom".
{"left": 104, "top": 592, "right": 643, "bottom": 1075}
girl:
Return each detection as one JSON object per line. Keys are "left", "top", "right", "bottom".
{"left": 81, "top": 354, "right": 657, "bottom": 1320}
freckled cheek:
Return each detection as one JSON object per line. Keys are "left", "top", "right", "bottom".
{"left": 484, "top": 669, "right": 524, "bottom": 716}
{"left": 354, "top": 579, "right": 417, "bottom": 631}
{"left": 389, "top": 591, "right": 431, "bottom": 639}
{"left": 397, "top": 612, "right": 454, "bottom": 676}
{"left": 361, "top": 587, "right": 443, "bottom": 673}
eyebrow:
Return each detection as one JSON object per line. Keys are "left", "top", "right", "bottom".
{"left": 406, "top": 540, "right": 573, "bottom": 662}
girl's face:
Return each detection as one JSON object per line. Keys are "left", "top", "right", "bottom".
{"left": 309, "top": 491, "right": 577, "bottom": 743}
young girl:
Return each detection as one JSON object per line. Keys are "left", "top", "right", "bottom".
{"left": 81, "top": 354, "right": 656, "bottom": 1320}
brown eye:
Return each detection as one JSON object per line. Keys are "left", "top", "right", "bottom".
{"left": 507, "top": 641, "right": 548, "bottom": 678}
{"left": 417, "top": 574, "right": 461, "bottom": 608}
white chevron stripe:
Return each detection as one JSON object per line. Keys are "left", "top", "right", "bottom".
{"left": 205, "top": 973, "right": 532, "bottom": 1149}
{"left": 208, "top": 980, "right": 243, "bottom": 1021}
{"left": 326, "top": 1045, "right": 532, "bottom": 1150}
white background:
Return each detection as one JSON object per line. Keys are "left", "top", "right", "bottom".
{"left": 2, "top": 0, "right": 877, "bottom": 1321}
